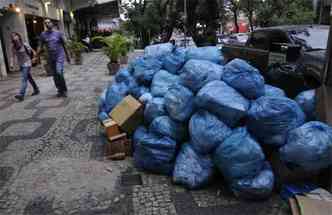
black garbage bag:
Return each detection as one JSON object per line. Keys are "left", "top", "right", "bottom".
{"left": 280, "top": 121, "right": 332, "bottom": 171}
{"left": 231, "top": 162, "right": 274, "bottom": 200}
{"left": 151, "top": 70, "right": 181, "bottom": 97}
{"left": 265, "top": 64, "right": 310, "bottom": 98}
{"left": 150, "top": 116, "right": 187, "bottom": 142}
{"left": 294, "top": 90, "right": 316, "bottom": 121}
{"left": 248, "top": 96, "right": 306, "bottom": 147}
{"left": 144, "top": 97, "right": 167, "bottom": 124}
{"left": 196, "top": 81, "right": 250, "bottom": 127}
{"left": 189, "top": 110, "right": 232, "bottom": 155}
{"left": 173, "top": 144, "right": 214, "bottom": 189}
{"left": 222, "top": 58, "right": 265, "bottom": 99}
{"left": 264, "top": 84, "right": 286, "bottom": 98}
{"left": 179, "top": 59, "right": 223, "bottom": 92}
{"left": 164, "top": 84, "right": 195, "bottom": 122}
{"left": 213, "top": 127, "right": 265, "bottom": 181}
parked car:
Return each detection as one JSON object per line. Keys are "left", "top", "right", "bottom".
{"left": 219, "top": 33, "right": 249, "bottom": 46}
{"left": 222, "top": 25, "right": 329, "bottom": 97}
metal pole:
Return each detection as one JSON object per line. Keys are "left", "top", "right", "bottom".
{"left": 323, "top": 22, "right": 332, "bottom": 86}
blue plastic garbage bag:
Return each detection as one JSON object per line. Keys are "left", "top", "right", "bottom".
{"left": 115, "top": 68, "right": 132, "bottom": 83}
{"left": 98, "top": 112, "right": 109, "bottom": 122}
{"left": 231, "top": 162, "right": 274, "bottom": 200}
{"left": 164, "top": 84, "right": 195, "bottom": 122}
{"left": 295, "top": 90, "right": 316, "bottom": 121}
{"left": 179, "top": 60, "right": 223, "bottom": 92}
{"left": 133, "top": 126, "right": 148, "bottom": 150}
{"left": 98, "top": 88, "right": 107, "bottom": 111}
{"left": 196, "top": 81, "right": 250, "bottom": 127}
{"left": 162, "top": 49, "right": 186, "bottom": 74}
{"left": 186, "top": 46, "right": 224, "bottom": 64}
{"left": 151, "top": 70, "right": 181, "bottom": 97}
{"left": 173, "top": 144, "right": 214, "bottom": 189}
{"left": 139, "top": 93, "right": 153, "bottom": 104}
{"left": 144, "top": 43, "right": 174, "bottom": 59}
{"left": 248, "top": 96, "right": 306, "bottom": 147}
{"left": 133, "top": 58, "right": 163, "bottom": 85}
{"left": 150, "top": 116, "right": 187, "bottom": 142}
{"left": 222, "top": 58, "right": 265, "bottom": 99}
{"left": 264, "top": 84, "right": 286, "bottom": 97}
{"left": 130, "top": 86, "right": 150, "bottom": 99}
{"left": 144, "top": 97, "right": 167, "bottom": 124}
{"left": 133, "top": 128, "right": 177, "bottom": 175}
{"left": 213, "top": 127, "right": 265, "bottom": 181}
{"left": 280, "top": 121, "right": 332, "bottom": 171}
{"left": 189, "top": 110, "right": 232, "bottom": 155}
{"left": 128, "top": 57, "right": 142, "bottom": 73}
{"left": 280, "top": 183, "right": 318, "bottom": 201}
{"left": 104, "top": 82, "right": 130, "bottom": 113}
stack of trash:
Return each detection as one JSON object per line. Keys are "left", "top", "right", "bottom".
{"left": 98, "top": 43, "right": 332, "bottom": 200}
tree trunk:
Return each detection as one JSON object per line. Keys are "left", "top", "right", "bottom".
{"left": 233, "top": 9, "right": 239, "bottom": 33}
{"left": 249, "top": 10, "right": 254, "bottom": 32}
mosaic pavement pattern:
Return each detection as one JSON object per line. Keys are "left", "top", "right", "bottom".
{"left": 0, "top": 51, "right": 290, "bottom": 215}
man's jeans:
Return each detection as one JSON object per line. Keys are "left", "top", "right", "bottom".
{"left": 50, "top": 60, "right": 67, "bottom": 94}
{"left": 19, "top": 66, "right": 39, "bottom": 96}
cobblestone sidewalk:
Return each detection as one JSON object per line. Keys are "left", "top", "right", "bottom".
{"left": 0, "top": 52, "right": 289, "bottom": 215}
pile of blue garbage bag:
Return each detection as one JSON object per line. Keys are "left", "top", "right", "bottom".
{"left": 98, "top": 43, "right": 332, "bottom": 200}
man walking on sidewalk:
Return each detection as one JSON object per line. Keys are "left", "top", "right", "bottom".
{"left": 36, "top": 19, "right": 70, "bottom": 97}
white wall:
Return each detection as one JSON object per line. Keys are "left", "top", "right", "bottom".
{"left": 0, "top": 37, "right": 7, "bottom": 79}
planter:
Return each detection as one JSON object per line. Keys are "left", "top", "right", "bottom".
{"left": 120, "top": 55, "right": 129, "bottom": 65}
{"left": 107, "top": 62, "right": 120, "bottom": 75}
{"left": 73, "top": 52, "right": 83, "bottom": 65}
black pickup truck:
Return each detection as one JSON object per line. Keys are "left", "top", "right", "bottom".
{"left": 222, "top": 25, "right": 330, "bottom": 97}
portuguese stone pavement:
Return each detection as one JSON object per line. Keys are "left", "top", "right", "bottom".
{"left": 0, "top": 51, "right": 289, "bottom": 215}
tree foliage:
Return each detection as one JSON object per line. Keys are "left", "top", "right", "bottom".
{"left": 122, "top": 0, "right": 315, "bottom": 47}
{"left": 255, "top": 0, "right": 315, "bottom": 27}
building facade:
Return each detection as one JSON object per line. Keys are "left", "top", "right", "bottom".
{"left": 0, "top": 0, "right": 72, "bottom": 77}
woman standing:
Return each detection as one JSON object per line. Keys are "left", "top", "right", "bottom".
{"left": 10, "top": 32, "right": 39, "bottom": 101}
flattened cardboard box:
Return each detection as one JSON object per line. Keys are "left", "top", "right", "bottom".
{"left": 110, "top": 95, "right": 143, "bottom": 135}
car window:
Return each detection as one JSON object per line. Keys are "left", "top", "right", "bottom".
{"left": 270, "top": 31, "right": 290, "bottom": 44}
{"left": 291, "top": 27, "right": 329, "bottom": 50}
{"left": 249, "top": 31, "right": 268, "bottom": 50}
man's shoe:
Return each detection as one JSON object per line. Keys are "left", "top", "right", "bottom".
{"left": 56, "top": 92, "right": 67, "bottom": 98}
{"left": 14, "top": 95, "right": 24, "bottom": 101}
{"left": 31, "top": 91, "right": 40, "bottom": 96}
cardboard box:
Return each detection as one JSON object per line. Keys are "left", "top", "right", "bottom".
{"left": 295, "top": 195, "right": 332, "bottom": 215}
{"left": 110, "top": 95, "right": 143, "bottom": 135}
{"left": 105, "top": 133, "right": 132, "bottom": 160}
{"left": 102, "top": 119, "right": 121, "bottom": 139}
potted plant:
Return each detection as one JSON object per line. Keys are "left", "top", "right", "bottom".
{"left": 92, "top": 34, "right": 129, "bottom": 75}
{"left": 67, "top": 40, "right": 86, "bottom": 65}
{"left": 120, "top": 38, "right": 133, "bottom": 65}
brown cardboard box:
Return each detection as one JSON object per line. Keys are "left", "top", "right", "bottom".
{"left": 110, "top": 95, "right": 143, "bottom": 135}
{"left": 295, "top": 195, "right": 332, "bottom": 215}
{"left": 102, "top": 119, "right": 121, "bottom": 139}
{"left": 105, "top": 133, "right": 127, "bottom": 160}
